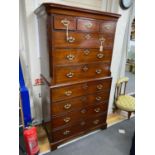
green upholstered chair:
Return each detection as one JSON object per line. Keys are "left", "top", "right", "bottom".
{"left": 113, "top": 77, "right": 135, "bottom": 119}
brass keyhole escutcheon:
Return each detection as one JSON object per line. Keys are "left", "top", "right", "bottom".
{"left": 83, "top": 49, "right": 90, "bottom": 55}
{"left": 85, "top": 34, "right": 91, "bottom": 40}
{"left": 82, "top": 66, "right": 88, "bottom": 72}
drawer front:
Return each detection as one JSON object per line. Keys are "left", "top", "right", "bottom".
{"left": 51, "top": 92, "right": 110, "bottom": 116}
{"left": 53, "top": 15, "right": 76, "bottom": 30}
{"left": 77, "top": 18, "right": 99, "bottom": 32}
{"left": 51, "top": 113, "right": 107, "bottom": 142}
{"left": 52, "top": 31, "right": 114, "bottom": 48}
{"left": 54, "top": 63, "right": 111, "bottom": 84}
{"left": 53, "top": 48, "right": 112, "bottom": 65}
{"left": 51, "top": 78, "right": 112, "bottom": 102}
{"left": 100, "top": 21, "right": 116, "bottom": 35}
{"left": 52, "top": 103, "right": 108, "bottom": 128}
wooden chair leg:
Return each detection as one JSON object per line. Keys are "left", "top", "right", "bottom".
{"left": 128, "top": 112, "right": 132, "bottom": 120}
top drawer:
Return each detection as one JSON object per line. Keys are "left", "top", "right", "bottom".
{"left": 77, "top": 18, "right": 99, "bottom": 32}
{"left": 100, "top": 21, "right": 116, "bottom": 34}
{"left": 53, "top": 15, "right": 76, "bottom": 30}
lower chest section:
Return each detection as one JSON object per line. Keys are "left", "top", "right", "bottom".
{"left": 48, "top": 77, "right": 112, "bottom": 142}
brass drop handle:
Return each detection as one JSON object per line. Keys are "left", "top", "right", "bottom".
{"left": 83, "top": 49, "right": 90, "bottom": 55}
{"left": 64, "top": 117, "right": 71, "bottom": 123}
{"left": 66, "top": 54, "right": 75, "bottom": 61}
{"left": 97, "top": 84, "right": 103, "bottom": 90}
{"left": 93, "top": 119, "right": 100, "bottom": 124}
{"left": 104, "top": 25, "right": 111, "bottom": 30}
{"left": 61, "top": 18, "right": 75, "bottom": 43}
{"left": 61, "top": 18, "right": 70, "bottom": 26}
{"left": 82, "top": 66, "right": 88, "bottom": 72}
{"left": 66, "top": 72, "right": 74, "bottom": 78}
{"left": 63, "top": 130, "right": 70, "bottom": 135}
{"left": 96, "top": 96, "right": 102, "bottom": 101}
{"left": 96, "top": 69, "right": 102, "bottom": 74}
{"left": 97, "top": 53, "right": 104, "bottom": 59}
{"left": 65, "top": 90, "right": 72, "bottom": 96}
{"left": 64, "top": 103, "right": 72, "bottom": 109}
{"left": 81, "top": 109, "right": 87, "bottom": 114}
{"left": 84, "top": 22, "right": 93, "bottom": 28}
{"left": 99, "top": 37, "right": 105, "bottom": 52}
{"left": 94, "top": 107, "right": 101, "bottom": 113}
{"left": 67, "top": 36, "right": 75, "bottom": 43}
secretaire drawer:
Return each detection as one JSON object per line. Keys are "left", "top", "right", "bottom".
{"left": 52, "top": 31, "right": 114, "bottom": 49}
{"left": 53, "top": 48, "right": 112, "bottom": 65}
{"left": 54, "top": 63, "right": 111, "bottom": 84}
{"left": 77, "top": 18, "right": 99, "bottom": 32}
{"left": 51, "top": 77, "right": 112, "bottom": 102}
{"left": 51, "top": 103, "right": 108, "bottom": 128}
{"left": 51, "top": 92, "right": 110, "bottom": 116}
{"left": 53, "top": 15, "right": 76, "bottom": 30}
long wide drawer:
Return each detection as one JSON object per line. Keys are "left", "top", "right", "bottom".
{"left": 51, "top": 92, "right": 110, "bottom": 116}
{"left": 51, "top": 102, "right": 108, "bottom": 128}
{"left": 52, "top": 31, "right": 114, "bottom": 48}
{"left": 53, "top": 48, "right": 112, "bottom": 65}
{"left": 51, "top": 77, "right": 112, "bottom": 102}
{"left": 51, "top": 113, "right": 107, "bottom": 142}
{"left": 54, "top": 62, "right": 111, "bottom": 84}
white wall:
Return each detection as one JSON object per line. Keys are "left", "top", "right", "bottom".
{"left": 19, "top": 0, "right": 135, "bottom": 123}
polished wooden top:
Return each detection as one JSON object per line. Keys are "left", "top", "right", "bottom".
{"left": 34, "top": 2, "right": 121, "bottom": 19}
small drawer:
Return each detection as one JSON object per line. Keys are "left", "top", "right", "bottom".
{"left": 51, "top": 77, "right": 112, "bottom": 102}
{"left": 51, "top": 92, "right": 110, "bottom": 116}
{"left": 51, "top": 103, "right": 108, "bottom": 128}
{"left": 53, "top": 15, "right": 76, "bottom": 30}
{"left": 77, "top": 18, "right": 99, "bottom": 32}
{"left": 54, "top": 62, "right": 111, "bottom": 84}
{"left": 53, "top": 48, "right": 112, "bottom": 65}
{"left": 100, "top": 21, "right": 116, "bottom": 35}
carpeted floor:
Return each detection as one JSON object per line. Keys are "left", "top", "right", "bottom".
{"left": 45, "top": 118, "right": 135, "bottom": 155}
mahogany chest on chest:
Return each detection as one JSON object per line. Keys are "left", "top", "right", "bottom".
{"left": 35, "top": 3, "right": 120, "bottom": 150}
